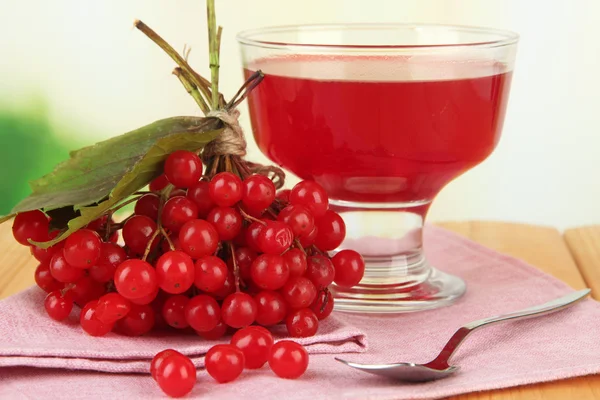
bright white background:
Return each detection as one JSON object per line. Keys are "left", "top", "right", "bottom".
{"left": 1, "top": 0, "right": 598, "bottom": 230}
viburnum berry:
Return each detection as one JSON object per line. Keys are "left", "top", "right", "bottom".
{"left": 254, "top": 290, "right": 288, "bottom": 326}
{"left": 298, "top": 225, "right": 318, "bottom": 248}
{"left": 164, "top": 150, "right": 203, "bottom": 189}
{"left": 184, "top": 294, "right": 220, "bottom": 332}
{"left": 245, "top": 221, "right": 264, "bottom": 252}
{"left": 305, "top": 255, "right": 335, "bottom": 289}
{"left": 89, "top": 242, "right": 127, "bottom": 283}
{"left": 114, "top": 303, "right": 155, "bottom": 336}
{"left": 194, "top": 255, "right": 228, "bottom": 293}
{"left": 187, "top": 180, "right": 215, "bottom": 218}
{"left": 231, "top": 246, "right": 257, "bottom": 281}
{"left": 205, "top": 344, "right": 245, "bottom": 383}
{"left": 129, "top": 288, "right": 159, "bottom": 305}
{"left": 242, "top": 174, "right": 276, "bottom": 212}
{"left": 178, "top": 219, "right": 219, "bottom": 258}
{"left": 155, "top": 251, "right": 195, "bottom": 294}
{"left": 149, "top": 174, "right": 170, "bottom": 192}
{"left": 314, "top": 210, "right": 346, "bottom": 251}
{"left": 212, "top": 272, "right": 235, "bottom": 300}
{"left": 135, "top": 193, "right": 160, "bottom": 220}
{"left": 49, "top": 252, "right": 85, "bottom": 283}
{"left": 153, "top": 350, "right": 197, "bottom": 398}
{"left": 12, "top": 210, "right": 49, "bottom": 246}
{"left": 95, "top": 292, "right": 131, "bottom": 324}
{"left": 114, "top": 259, "right": 158, "bottom": 300}
{"left": 162, "top": 295, "right": 190, "bottom": 329}
{"left": 310, "top": 290, "right": 334, "bottom": 320}
{"left": 70, "top": 276, "right": 106, "bottom": 305}
{"left": 221, "top": 292, "right": 257, "bottom": 328}
{"left": 276, "top": 189, "right": 291, "bottom": 203}
{"left": 281, "top": 277, "right": 317, "bottom": 310}
{"left": 283, "top": 248, "right": 307, "bottom": 278}
{"left": 258, "top": 221, "right": 293, "bottom": 254}
{"left": 30, "top": 231, "right": 62, "bottom": 264}
{"left": 286, "top": 308, "right": 319, "bottom": 338}
{"left": 209, "top": 172, "right": 243, "bottom": 207}
{"left": 169, "top": 189, "right": 187, "bottom": 199}
{"left": 80, "top": 300, "right": 113, "bottom": 337}
{"left": 44, "top": 290, "right": 74, "bottom": 321}
{"left": 250, "top": 254, "right": 289, "bottom": 290}
{"left": 62, "top": 229, "right": 102, "bottom": 269}
{"left": 289, "top": 180, "right": 329, "bottom": 218}
{"left": 122, "top": 215, "right": 157, "bottom": 255}
{"left": 207, "top": 206, "right": 242, "bottom": 241}
{"left": 35, "top": 262, "right": 62, "bottom": 293}
{"left": 151, "top": 349, "right": 178, "bottom": 381}
{"left": 278, "top": 205, "right": 314, "bottom": 238}
{"left": 196, "top": 320, "right": 228, "bottom": 340}
{"left": 269, "top": 340, "right": 309, "bottom": 379}
{"left": 161, "top": 196, "right": 199, "bottom": 233}
{"left": 332, "top": 249, "right": 365, "bottom": 288}
{"left": 231, "top": 326, "right": 274, "bottom": 369}
{"left": 86, "top": 215, "right": 111, "bottom": 232}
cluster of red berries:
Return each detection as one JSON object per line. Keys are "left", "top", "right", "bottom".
{"left": 12, "top": 149, "right": 365, "bottom": 340}
{"left": 152, "top": 326, "right": 307, "bottom": 397}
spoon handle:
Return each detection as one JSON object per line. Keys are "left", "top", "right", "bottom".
{"left": 432, "top": 289, "right": 591, "bottom": 366}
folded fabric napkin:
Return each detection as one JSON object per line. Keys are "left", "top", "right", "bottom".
{"left": 1, "top": 225, "right": 600, "bottom": 400}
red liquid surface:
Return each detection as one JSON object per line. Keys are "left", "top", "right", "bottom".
{"left": 245, "top": 56, "right": 512, "bottom": 203}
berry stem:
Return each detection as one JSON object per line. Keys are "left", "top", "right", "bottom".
{"left": 173, "top": 67, "right": 210, "bottom": 114}
{"left": 229, "top": 243, "right": 241, "bottom": 292}
{"left": 238, "top": 207, "right": 267, "bottom": 225}
{"left": 111, "top": 195, "right": 142, "bottom": 214}
{"left": 294, "top": 239, "right": 307, "bottom": 255}
{"left": 320, "top": 288, "right": 330, "bottom": 313}
{"left": 142, "top": 228, "right": 161, "bottom": 261}
{"left": 227, "top": 70, "right": 264, "bottom": 109}
{"left": 159, "top": 226, "right": 175, "bottom": 251}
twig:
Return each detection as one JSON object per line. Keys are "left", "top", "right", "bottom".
{"left": 228, "top": 70, "right": 264, "bottom": 109}
{"left": 238, "top": 207, "right": 267, "bottom": 225}
{"left": 173, "top": 67, "right": 210, "bottom": 114}
{"left": 229, "top": 243, "right": 241, "bottom": 292}
{"left": 160, "top": 226, "right": 175, "bottom": 251}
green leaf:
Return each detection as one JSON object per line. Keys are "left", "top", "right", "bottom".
{"left": 30, "top": 126, "right": 221, "bottom": 248}
{"left": 12, "top": 116, "right": 218, "bottom": 213}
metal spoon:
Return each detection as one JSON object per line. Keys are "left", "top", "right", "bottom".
{"left": 335, "top": 289, "right": 591, "bottom": 382}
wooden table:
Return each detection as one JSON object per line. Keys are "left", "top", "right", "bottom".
{"left": 1, "top": 221, "right": 599, "bottom": 399}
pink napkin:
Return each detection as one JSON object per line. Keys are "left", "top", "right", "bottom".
{"left": 2, "top": 225, "right": 600, "bottom": 400}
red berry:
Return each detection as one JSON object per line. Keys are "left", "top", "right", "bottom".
{"left": 196, "top": 320, "right": 228, "bottom": 340}
{"left": 35, "top": 262, "right": 62, "bottom": 293}
{"left": 305, "top": 255, "right": 335, "bottom": 289}
{"left": 245, "top": 221, "right": 264, "bottom": 252}
{"left": 154, "top": 351, "right": 197, "bottom": 398}
{"left": 30, "top": 231, "right": 62, "bottom": 264}
{"left": 178, "top": 219, "right": 219, "bottom": 259}
{"left": 298, "top": 225, "right": 318, "bottom": 248}
{"left": 114, "top": 259, "right": 158, "bottom": 300}
{"left": 212, "top": 272, "right": 235, "bottom": 300}
{"left": 161, "top": 196, "right": 199, "bottom": 233}
{"left": 63, "top": 229, "right": 102, "bottom": 269}
{"left": 49, "top": 252, "right": 85, "bottom": 283}
{"left": 232, "top": 247, "right": 257, "bottom": 281}
{"left": 231, "top": 326, "right": 274, "bottom": 369}
{"left": 80, "top": 301, "right": 113, "bottom": 337}
{"left": 169, "top": 189, "right": 187, "bottom": 199}
{"left": 149, "top": 174, "right": 170, "bottom": 192}
{"left": 70, "top": 276, "right": 106, "bottom": 305}
{"left": 314, "top": 210, "right": 346, "bottom": 251}
{"left": 162, "top": 295, "right": 189, "bottom": 329}
{"left": 161, "top": 233, "right": 182, "bottom": 253}
{"left": 185, "top": 294, "right": 220, "bottom": 332}
{"left": 194, "top": 256, "right": 227, "bottom": 293}
{"left": 258, "top": 221, "right": 293, "bottom": 255}
{"left": 151, "top": 349, "right": 178, "bottom": 380}
{"left": 12, "top": 210, "right": 49, "bottom": 246}
{"left": 129, "top": 288, "right": 159, "bottom": 305}
{"left": 44, "top": 290, "right": 74, "bottom": 321}
{"left": 289, "top": 181, "right": 329, "bottom": 218}
{"left": 86, "top": 215, "right": 111, "bottom": 232}
{"left": 155, "top": 251, "right": 195, "bottom": 294}
{"left": 209, "top": 172, "right": 243, "bottom": 207}
{"left": 114, "top": 303, "right": 155, "bottom": 336}
{"left": 269, "top": 340, "right": 309, "bottom": 379}
{"left": 221, "top": 292, "right": 257, "bottom": 328}
{"left": 95, "top": 292, "right": 131, "bottom": 324}
{"left": 205, "top": 344, "right": 245, "bottom": 383}
{"left": 207, "top": 207, "right": 242, "bottom": 241}
{"left": 251, "top": 254, "right": 289, "bottom": 290}
{"left": 135, "top": 193, "right": 160, "bottom": 220}
{"left": 332, "top": 249, "right": 365, "bottom": 288}
{"left": 242, "top": 174, "right": 276, "bottom": 212}
{"left": 281, "top": 277, "right": 317, "bottom": 310}
{"left": 122, "top": 215, "right": 157, "bottom": 255}
{"left": 89, "top": 243, "right": 127, "bottom": 283}
{"left": 187, "top": 180, "right": 215, "bottom": 218}
{"left": 254, "top": 290, "right": 288, "bottom": 326}
{"left": 278, "top": 205, "right": 314, "bottom": 238}
{"left": 283, "top": 248, "right": 307, "bottom": 278}
{"left": 276, "top": 189, "right": 291, "bottom": 203}
{"left": 310, "top": 290, "right": 334, "bottom": 320}
{"left": 164, "top": 150, "right": 203, "bottom": 189}
{"left": 286, "top": 308, "right": 319, "bottom": 337}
